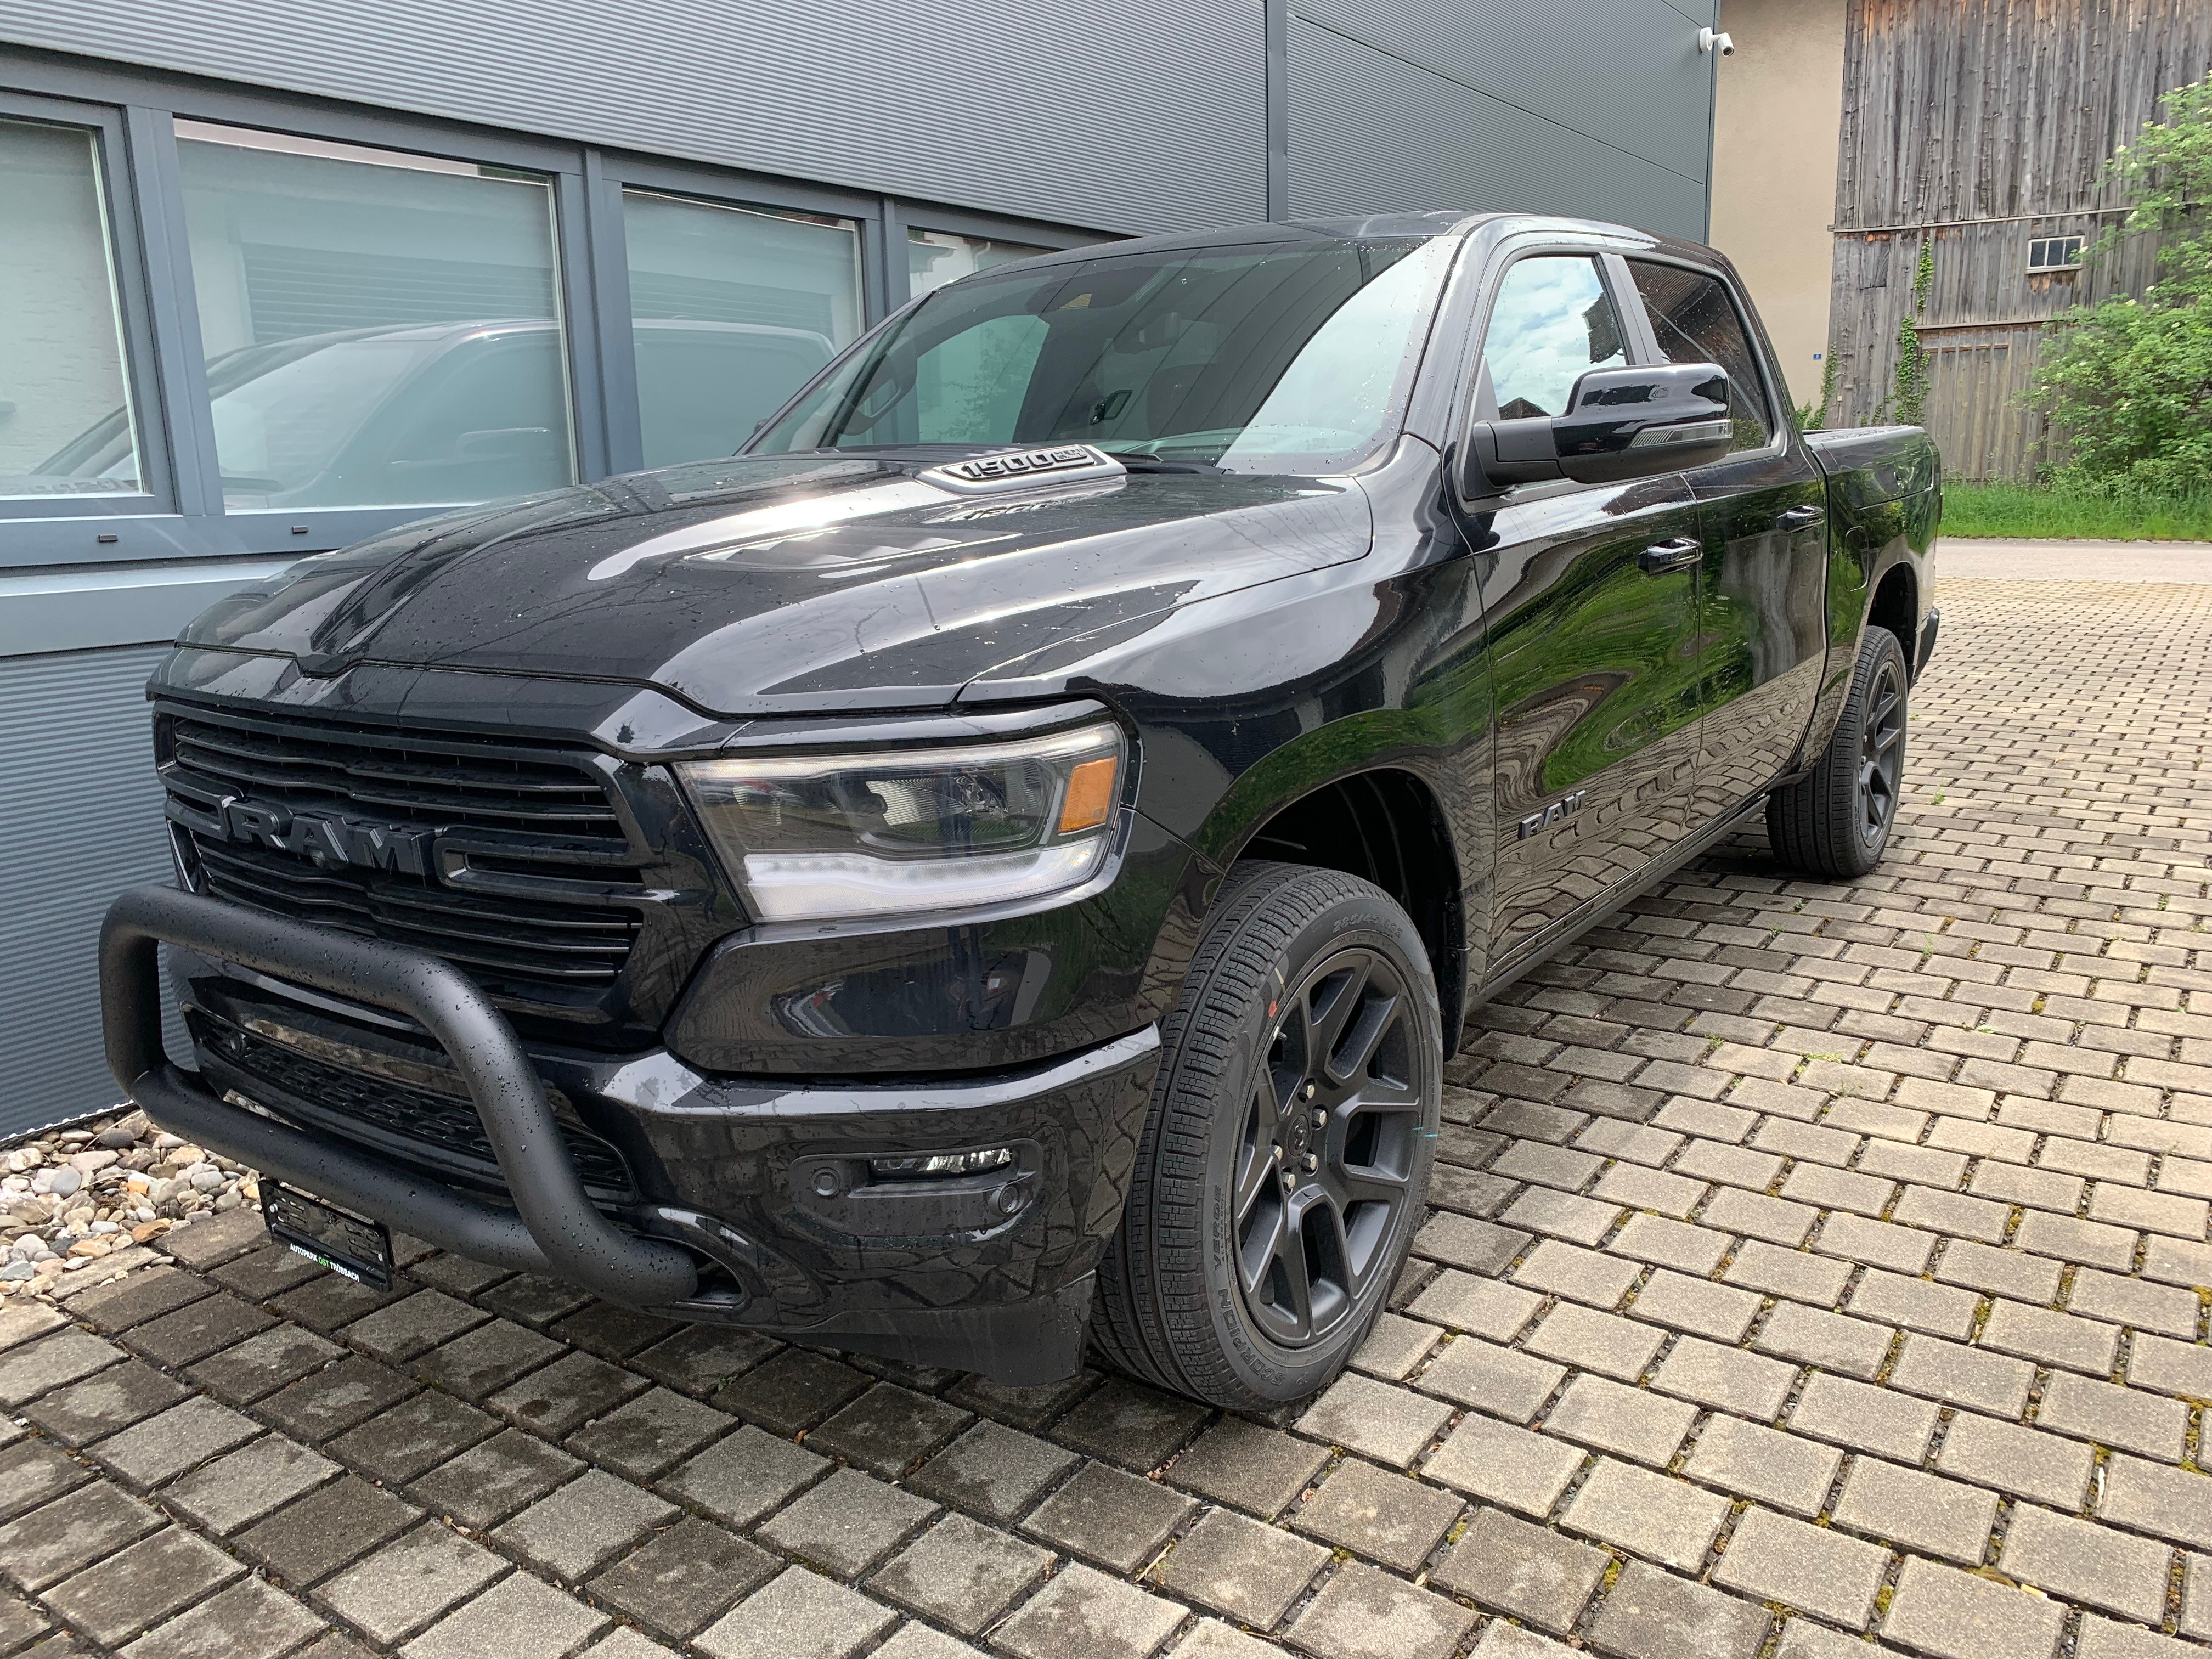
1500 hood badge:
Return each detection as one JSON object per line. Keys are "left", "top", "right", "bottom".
{"left": 917, "top": 444, "right": 1127, "bottom": 495}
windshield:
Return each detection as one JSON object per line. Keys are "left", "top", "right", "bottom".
{"left": 751, "top": 235, "right": 1455, "bottom": 473}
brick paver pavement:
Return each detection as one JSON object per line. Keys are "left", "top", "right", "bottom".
{"left": 4, "top": 567, "right": 2211, "bottom": 1658}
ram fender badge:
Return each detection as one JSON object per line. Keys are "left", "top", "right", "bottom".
{"left": 917, "top": 443, "right": 1127, "bottom": 495}
{"left": 1517, "top": 789, "right": 1588, "bottom": 839}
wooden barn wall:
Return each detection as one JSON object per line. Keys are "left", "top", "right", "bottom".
{"left": 1827, "top": 0, "right": 2212, "bottom": 479}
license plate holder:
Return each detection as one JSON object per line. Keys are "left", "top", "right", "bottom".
{"left": 262, "top": 1183, "right": 394, "bottom": 1290}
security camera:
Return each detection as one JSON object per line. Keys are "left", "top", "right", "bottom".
{"left": 1700, "top": 27, "right": 1735, "bottom": 54}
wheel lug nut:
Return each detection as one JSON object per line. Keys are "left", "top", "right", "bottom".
{"left": 1272, "top": 1144, "right": 1284, "bottom": 1163}
{"left": 1303, "top": 1153, "right": 1319, "bottom": 1172}
{"left": 1302, "top": 1082, "right": 1317, "bottom": 1100}
{"left": 1281, "top": 1171, "right": 1296, "bottom": 1192}
{"left": 1312, "top": 1111, "right": 1327, "bottom": 1131}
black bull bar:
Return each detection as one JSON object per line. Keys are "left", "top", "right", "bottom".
{"left": 99, "top": 883, "right": 700, "bottom": 1306}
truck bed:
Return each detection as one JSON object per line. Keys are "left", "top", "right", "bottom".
{"left": 1805, "top": 424, "right": 1941, "bottom": 509}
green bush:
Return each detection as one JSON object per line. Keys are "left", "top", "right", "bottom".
{"left": 1794, "top": 356, "right": 1838, "bottom": 433}
{"left": 2028, "top": 76, "right": 2212, "bottom": 498}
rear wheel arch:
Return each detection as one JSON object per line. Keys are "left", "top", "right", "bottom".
{"left": 1768, "top": 624, "right": 1909, "bottom": 879}
{"left": 1867, "top": 560, "right": 1918, "bottom": 667}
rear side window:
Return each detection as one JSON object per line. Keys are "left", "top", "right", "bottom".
{"left": 1626, "top": 261, "right": 1771, "bottom": 452}
{"left": 1481, "top": 255, "right": 1626, "bottom": 419}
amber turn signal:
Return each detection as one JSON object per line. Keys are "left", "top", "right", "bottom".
{"left": 1058, "top": 755, "right": 1119, "bottom": 834}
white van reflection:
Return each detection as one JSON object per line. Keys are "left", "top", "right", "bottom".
{"left": 22, "top": 317, "right": 834, "bottom": 509}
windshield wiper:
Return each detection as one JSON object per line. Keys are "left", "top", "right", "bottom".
{"left": 1107, "top": 452, "right": 1222, "bottom": 473}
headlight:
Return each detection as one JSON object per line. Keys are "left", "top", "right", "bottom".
{"left": 678, "top": 721, "right": 1125, "bottom": 923}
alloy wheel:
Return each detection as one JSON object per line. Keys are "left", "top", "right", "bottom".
{"left": 1231, "top": 946, "right": 1423, "bottom": 1348}
{"left": 1858, "top": 654, "right": 1906, "bottom": 844}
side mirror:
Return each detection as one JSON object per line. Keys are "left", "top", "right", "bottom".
{"left": 1464, "top": 363, "right": 1735, "bottom": 493}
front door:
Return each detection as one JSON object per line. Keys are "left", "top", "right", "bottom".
{"left": 1623, "top": 258, "right": 1830, "bottom": 826}
{"left": 1464, "top": 252, "right": 1707, "bottom": 968}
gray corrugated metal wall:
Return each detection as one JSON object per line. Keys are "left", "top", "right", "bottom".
{"left": 0, "top": 0, "right": 1728, "bottom": 255}
{"left": 0, "top": 646, "right": 174, "bottom": 1135}
{"left": 0, "top": 0, "right": 1268, "bottom": 234}
{"left": 1287, "top": 0, "right": 1716, "bottom": 239}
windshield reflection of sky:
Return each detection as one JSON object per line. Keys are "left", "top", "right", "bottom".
{"left": 1218, "top": 243, "right": 1455, "bottom": 467}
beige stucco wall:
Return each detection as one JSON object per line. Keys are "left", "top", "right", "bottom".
{"left": 1708, "top": 0, "right": 1848, "bottom": 409}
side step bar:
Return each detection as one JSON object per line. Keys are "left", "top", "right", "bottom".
{"left": 99, "top": 884, "right": 699, "bottom": 1307}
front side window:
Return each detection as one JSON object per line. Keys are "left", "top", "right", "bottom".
{"left": 754, "top": 235, "right": 1457, "bottom": 474}
{"left": 0, "top": 116, "right": 141, "bottom": 499}
{"left": 1627, "top": 261, "right": 1772, "bottom": 451}
{"left": 1481, "top": 255, "right": 1627, "bottom": 420}
{"left": 622, "top": 191, "right": 863, "bottom": 469}
{"left": 907, "top": 228, "right": 1051, "bottom": 300}
{"left": 174, "top": 121, "right": 575, "bottom": 511}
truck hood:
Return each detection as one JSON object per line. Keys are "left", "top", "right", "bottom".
{"left": 181, "top": 453, "right": 1373, "bottom": 715}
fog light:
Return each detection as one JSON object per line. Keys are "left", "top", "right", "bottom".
{"left": 869, "top": 1147, "right": 1014, "bottom": 1180}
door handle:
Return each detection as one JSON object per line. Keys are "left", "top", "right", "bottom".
{"left": 1638, "top": 537, "right": 1701, "bottom": 574}
{"left": 1776, "top": 504, "right": 1826, "bottom": 531}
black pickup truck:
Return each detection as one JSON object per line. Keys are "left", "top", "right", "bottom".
{"left": 101, "top": 212, "right": 1939, "bottom": 1409}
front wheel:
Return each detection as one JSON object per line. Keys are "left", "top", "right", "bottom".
{"left": 1091, "top": 862, "right": 1441, "bottom": 1409}
{"left": 1767, "top": 625, "right": 1910, "bottom": 879}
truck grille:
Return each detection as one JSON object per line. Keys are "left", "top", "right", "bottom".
{"left": 189, "top": 838, "right": 638, "bottom": 986}
{"left": 168, "top": 711, "right": 628, "bottom": 839}
{"left": 161, "top": 707, "right": 642, "bottom": 1000}
{"left": 194, "top": 1014, "right": 635, "bottom": 1196}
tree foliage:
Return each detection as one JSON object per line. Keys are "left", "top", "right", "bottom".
{"left": 1795, "top": 354, "right": 1839, "bottom": 432}
{"left": 2028, "top": 76, "right": 2212, "bottom": 495}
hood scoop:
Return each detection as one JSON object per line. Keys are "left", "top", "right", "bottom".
{"left": 916, "top": 443, "right": 1127, "bottom": 495}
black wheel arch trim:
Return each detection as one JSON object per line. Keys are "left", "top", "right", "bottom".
{"left": 1175, "top": 737, "right": 1475, "bottom": 1043}
{"left": 1914, "top": 606, "right": 1941, "bottom": 682}
{"left": 1789, "top": 481, "right": 1938, "bottom": 775}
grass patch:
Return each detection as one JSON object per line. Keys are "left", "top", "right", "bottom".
{"left": 1940, "top": 482, "right": 2212, "bottom": 541}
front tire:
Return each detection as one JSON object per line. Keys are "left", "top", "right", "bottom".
{"left": 1768, "top": 625, "right": 1910, "bottom": 878}
{"left": 1091, "top": 862, "right": 1441, "bottom": 1409}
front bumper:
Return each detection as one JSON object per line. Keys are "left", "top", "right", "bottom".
{"left": 100, "top": 884, "right": 1161, "bottom": 1384}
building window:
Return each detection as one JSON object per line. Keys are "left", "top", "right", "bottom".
{"left": 907, "top": 228, "right": 1051, "bottom": 300}
{"left": 621, "top": 190, "right": 862, "bottom": 469}
{"left": 173, "top": 120, "right": 575, "bottom": 512}
{"left": 0, "top": 116, "right": 141, "bottom": 500}
{"left": 2027, "top": 236, "right": 2085, "bottom": 273}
